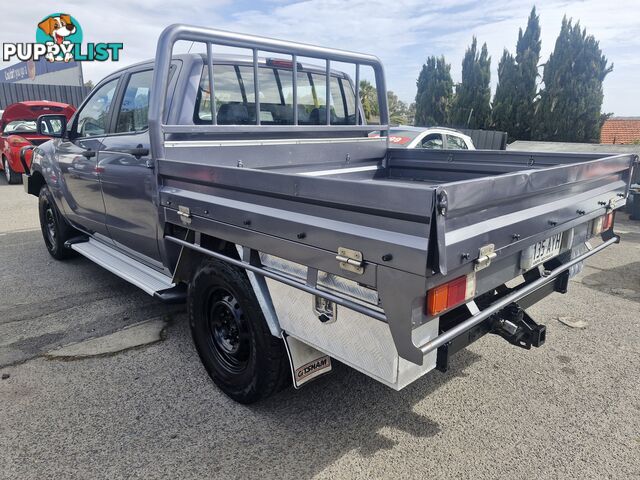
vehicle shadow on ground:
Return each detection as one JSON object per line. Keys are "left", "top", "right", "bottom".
{"left": 210, "top": 345, "right": 482, "bottom": 479}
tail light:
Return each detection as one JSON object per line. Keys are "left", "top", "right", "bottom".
{"left": 426, "top": 272, "right": 476, "bottom": 317}
{"left": 591, "top": 212, "right": 614, "bottom": 236}
{"left": 8, "top": 136, "right": 29, "bottom": 147}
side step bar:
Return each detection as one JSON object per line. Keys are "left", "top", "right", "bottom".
{"left": 69, "top": 238, "right": 175, "bottom": 296}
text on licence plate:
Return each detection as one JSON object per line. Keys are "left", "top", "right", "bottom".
{"left": 520, "top": 233, "right": 563, "bottom": 270}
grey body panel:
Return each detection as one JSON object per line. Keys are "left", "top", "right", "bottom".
{"left": 55, "top": 135, "right": 109, "bottom": 237}
{"left": 99, "top": 131, "right": 160, "bottom": 262}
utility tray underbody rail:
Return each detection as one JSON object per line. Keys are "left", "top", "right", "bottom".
{"left": 166, "top": 231, "right": 619, "bottom": 365}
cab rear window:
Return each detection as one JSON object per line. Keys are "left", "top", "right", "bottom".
{"left": 195, "top": 64, "right": 357, "bottom": 126}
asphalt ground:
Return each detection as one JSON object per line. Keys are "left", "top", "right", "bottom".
{"left": 0, "top": 182, "right": 639, "bottom": 479}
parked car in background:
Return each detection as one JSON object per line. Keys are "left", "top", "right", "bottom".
{"left": 371, "top": 126, "right": 475, "bottom": 150}
{"left": 0, "top": 101, "right": 75, "bottom": 184}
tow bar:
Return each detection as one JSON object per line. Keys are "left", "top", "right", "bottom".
{"left": 436, "top": 302, "right": 546, "bottom": 372}
{"left": 491, "top": 304, "right": 546, "bottom": 350}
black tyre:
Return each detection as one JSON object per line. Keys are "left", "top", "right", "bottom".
{"left": 189, "top": 258, "right": 290, "bottom": 404}
{"left": 38, "top": 184, "right": 76, "bottom": 260}
{"left": 3, "top": 157, "right": 22, "bottom": 184}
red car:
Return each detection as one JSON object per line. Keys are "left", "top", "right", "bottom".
{"left": 0, "top": 101, "right": 75, "bottom": 184}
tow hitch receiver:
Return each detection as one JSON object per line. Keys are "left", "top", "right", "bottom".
{"left": 491, "top": 304, "right": 546, "bottom": 350}
{"left": 436, "top": 302, "right": 546, "bottom": 372}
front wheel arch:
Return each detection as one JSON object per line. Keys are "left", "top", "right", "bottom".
{"left": 38, "top": 184, "right": 76, "bottom": 259}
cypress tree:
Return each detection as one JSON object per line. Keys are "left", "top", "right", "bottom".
{"left": 414, "top": 56, "right": 453, "bottom": 126}
{"left": 492, "top": 50, "right": 518, "bottom": 138}
{"left": 450, "top": 37, "right": 491, "bottom": 129}
{"left": 514, "top": 6, "right": 541, "bottom": 140}
{"left": 533, "top": 17, "right": 612, "bottom": 142}
{"left": 493, "top": 7, "right": 541, "bottom": 140}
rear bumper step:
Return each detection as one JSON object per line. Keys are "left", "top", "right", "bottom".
{"left": 69, "top": 238, "right": 175, "bottom": 295}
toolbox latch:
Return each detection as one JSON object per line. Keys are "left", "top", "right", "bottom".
{"left": 336, "top": 247, "right": 364, "bottom": 275}
{"left": 177, "top": 205, "right": 192, "bottom": 225}
{"left": 474, "top": 244, "right": 497, "bottom": 271}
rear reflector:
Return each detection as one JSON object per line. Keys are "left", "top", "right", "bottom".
{"left": 427, "top": 272, "right": 476, "bottom": 317}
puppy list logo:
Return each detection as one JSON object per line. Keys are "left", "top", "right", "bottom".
{"left": 2, "top": 13, "right": 123, "bottom": 63}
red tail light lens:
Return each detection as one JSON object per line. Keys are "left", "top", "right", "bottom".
{"left": 427, "top": 272, "right": 476, "bottom": 316}
{"left": 591, "top": 212, "right": 615, "bottom": 236}
{"left": 8, "top": 136, "right": 29, "bottom": 147}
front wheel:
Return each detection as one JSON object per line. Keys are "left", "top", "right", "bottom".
{"left": 188, "top": 258, "right": 290, "bottom": 404}
{"left": 3, "top": 157, "right": 21, "bottom": 184}
{"left": 38, "top": 185, "right": 76, "bottom": 259}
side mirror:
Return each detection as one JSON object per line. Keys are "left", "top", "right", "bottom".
{"left": 36, "top": 114, "right": 68, "bottom": 138}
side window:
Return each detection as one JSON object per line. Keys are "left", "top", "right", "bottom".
{"left": 420, "top": 133, "right": 443, "bottom": 149}
{"left": 76, "top": 79, "right": 118, "bottom": 137}
{"left": 447, "top": 134, "right": 468, "bottom": 150}
{"left": 340, "top": 78, "right": 357, "bottom": 125}
{"left": 115, "top": 70, "right": 153, "bottom": 133}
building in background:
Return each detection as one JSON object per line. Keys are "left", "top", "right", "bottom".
{"left": 0, "top": 58, "right": 83, "bottom": 86}
{"left": 0, "top": 59, "right": 88, "bottom": 110}
{"left": 601, "top": 117, "right": 640, "bottom": 145}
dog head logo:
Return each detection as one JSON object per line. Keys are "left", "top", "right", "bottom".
{"left": 36, "top": 13, "right": 83, "bottom": 62}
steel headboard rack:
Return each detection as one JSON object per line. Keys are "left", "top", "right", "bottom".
{"left": 148, "top": 24, "right": 389, "bottom": 160}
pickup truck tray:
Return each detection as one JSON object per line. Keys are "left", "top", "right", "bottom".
{"left": 158, "top": 147, "right": 635, "bottom": 365}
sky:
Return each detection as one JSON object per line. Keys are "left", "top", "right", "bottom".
{"left": 1, "top": 0, "right": 639, "bottom": 115}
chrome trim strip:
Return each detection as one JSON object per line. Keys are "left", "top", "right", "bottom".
{"left": 299, "top": 165, "right": 380, "bottom": 177}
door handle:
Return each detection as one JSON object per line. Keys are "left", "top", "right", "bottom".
{"left": 82, "top": 150, "right": 96, "bottom": 159}
{"left": 124, "top": 146, "right": 150, "bottom": 159}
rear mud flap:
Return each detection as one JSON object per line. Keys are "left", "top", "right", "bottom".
{"left": 283, "top": 334, "right": 332, "bottom": 388}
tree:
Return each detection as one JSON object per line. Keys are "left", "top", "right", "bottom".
{"left": 533, "top": 17, "right": 612, "bottom": 142}
{"left": 387, "top": 90, "right": 409, "bottom": 124}
{"left": 491, "top": 50, "right": 518, "bottom": 138}
{"left": 492, "top": 7, "right": 541, "bottom": 140}
{"left": 450, "top": 37, "right": 492, "bottom": 129}
{"left": 514, "top": 6, "right": 541, "bottom": 140}
{"left": 414, "top": 56, "right": 453, "bottom": 126}
{"left": 406, "top": 102, "right": 416, "bottom": 125}
{"left": 359, "top": 80, "right": 379, "bottom": 122}
{"left": 83, "top": 80, "right": 94, "bottom": 89}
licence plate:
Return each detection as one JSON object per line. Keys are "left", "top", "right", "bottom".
{"left": 520, "top": 233, "right": 563, "bottom": 270}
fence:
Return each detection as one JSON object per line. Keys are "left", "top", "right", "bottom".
{"left": 0, "top": 83, "right": 91, "bottom": 110}
{"left": 458, "top": 128, "right": 508, "bottom": 150}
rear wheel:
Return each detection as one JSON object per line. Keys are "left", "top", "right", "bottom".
{"left": 38, "top": 185, "right": 76, "bottom": 260}
{"left": 3, "top": 157, "right": 21, "bottom": 184}
{"left": 188, "top": 258, "right": 290, "bottom": 404}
